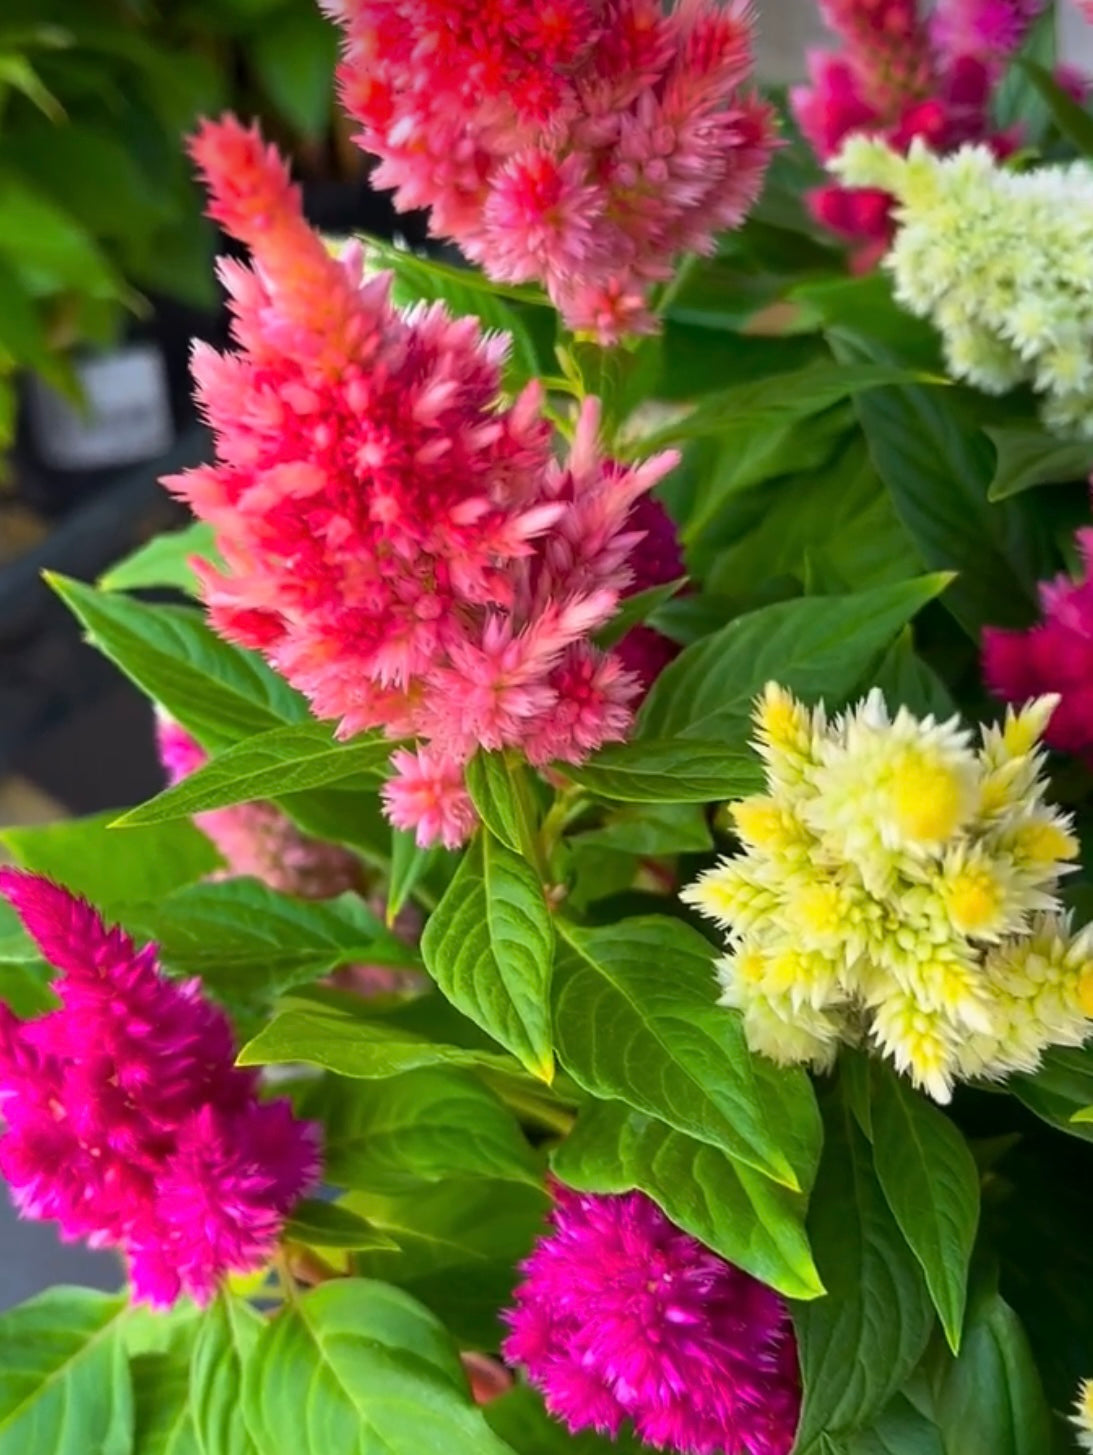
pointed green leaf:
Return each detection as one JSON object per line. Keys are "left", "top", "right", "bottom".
{"left": 791, "top": 1085, "right": 934, "bottom": 1452}
{"left": 284, "top": 1199, "right": 399, "bottom": 1252}
{"left": 1011, "top": 1047, "right": 1093, "bottom": 1144}
{"left": 128, "top": 1306, "right": 200, "bottom": 1455}
{"left": 99, "top": 522, "right": 219, "bottom": 595}
{"left": 553, "top": 917, "right": 821, "bottom": 1190}
{"left": 421, "top": 832, "right": 555, "bottom": 1081}
{"left": 464, "top": 754, "right": 530, "bottom": 856}
{"left": 240, "top": 1280, "right": 520, "bottom": 1455}
{"left": 984, "top": 425, "right": 1093, "bottom": 502}
{"left": 190, "top": 1294, "right": 263, "bottom": 1455}
{"left": 566, "top": 738, "right": 762, "bottom": 802}
{"left": 553, "top": 1098, "right": 822, "bottom": 1300}
{"left": 115, "top": 724, "right": 391, "bottom": 826}
{"left": 0, "top": 1289, "right": 132, "bottom": 1455}
{"left": 485, "top": 1387, "right": 645, "bottom": 1453}
{"left": 300, "top": 1068, "right": 542, "bottom": 1191}
{"left": 870, "top": 1065, "right": 980, "bottom": 1353}
{"left": 595, "top": 578, "right": 688, "bottom": 649}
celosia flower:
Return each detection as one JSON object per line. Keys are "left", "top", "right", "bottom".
{"left": 983, "top": 527, "right": 1093, "bottom": 767}
{"left": 614, "top": 495, "right": 685, "bottom": 694}
{"left": 1073, "top": 1379, "right": 1093, "bottom": 1453}
{"left": 173, "top": 118, "right": 678, "bottom": 848}
{"left": 833, "top": 137, "right": 1093, "bottom": 436}
{"left": 0, "top": 871, "right": 319, "bottom": 1306}
{"left": 682, "top": 684, "right": 1093, "bottom": 1103}
{"left": 157, "top": 714, "right": 363, "bottom": 898}
{"left": 793, "top": 0, "right": 1038, "bottom": 265}
{"left": 323, "top": 0, "right": 776, "bottom": 341}
{"left": 503, "top": 1185, "right": 800, "bottom": 1455}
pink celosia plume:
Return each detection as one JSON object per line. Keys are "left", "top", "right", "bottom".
{"left": 157, "top": 714, "right": 362, "bottom": 898}
{"left": 173, "top": 117, "right": 678, "bottom": 848}
{"left": 503, "top": 1185, "right": 801, "bottom": 1455}
{"left": 322, "top": 0, "right": 776, "bottom": 342}
{"left": 794, "top": 0, "right": 1042, "bottom": 264}
{"left": 0, "top": 871, "right": 319, "bottom": 1306}
{"left": 983, "top": 526, "right": 1093, "bottom": 766}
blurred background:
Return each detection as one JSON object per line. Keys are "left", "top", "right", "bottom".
{"left": 1, "top": 0, "right": 1092, "bottom": 1305}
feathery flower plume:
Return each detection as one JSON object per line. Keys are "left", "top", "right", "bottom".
{"left": 503, "top": 1185, "right": 800, "bottom": 1455}
{"left": 983, "top": 525, "right": 1093, "bottom": 766}
{"left": 323, "top": 0, "right": 776, "bottom": 342}
{"left": 157, "top": 714, "right": 362, "bottom": 898}
{"left": 683, "top": 685, "right": 1093, "bottom": 1103}
{"left": 614, "top": 495, "right": 685, "bottom": 694}
{"left": 172, "top": 118, "right": 678, "bottom": 848}
{"left": 833, "top": 138, "right": 1093, "bottom": 436}
{"left": 1073, "top": 1379, "right": 1093, "bottom": 1453}
{"left": 793, "top": 0, "right": 1040, "bottom": 265}
{"left": 0, "top": 871, "right": 319, "bottom": 1306}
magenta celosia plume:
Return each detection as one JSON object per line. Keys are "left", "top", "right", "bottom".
{"left": 157, "top": 714, "right": 362, "bottom": 897}
{"left": 0, "top": 871, "right": 318, "bottom": 1306}
{"left": 615, "top": 495, "right": 685, "bottom": 694}
{"left": 983, "top": 528, "right": 1093, "bottom": 767}
{"left": 322, "top": 0, "right": 776, "bottom": 341}
{"left": 793, "top": 0, "right": 1041, "bottom": 265}
{"left": 503, "top": 1186, "right": 800, "bottom": 1455}
{"left": 173, "top": 117, "right": 678, "bottom": 849}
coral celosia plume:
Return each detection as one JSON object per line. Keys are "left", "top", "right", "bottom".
{"left": 683, "top": 685, "right": 1093, "bottom": 1102}
{"left": 984, "top": 526, "right": 1093, "bottom": 766}
{"left": 0, "top": 871, "right": 318, "bottom": 1305}
{"left": 175, "top": 118, "right": 677, "bottom": 847}
{"left": 503, "top": 1185, "right": 800, "bottom": 1455}
{"left": 322, "top": 0, "right": 775, "bottom": 340}
{"left": 157, "top": 714, "right": 363, "bottom": 897}
{"left": 793, "top": 0, "right": 1040, "bottom": 264}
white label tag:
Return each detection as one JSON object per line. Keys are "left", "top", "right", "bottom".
{"left": 26, "top": 343, "right": 175, "bottom": 471}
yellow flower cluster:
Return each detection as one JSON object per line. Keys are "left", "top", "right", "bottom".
{"left": 831, "top": 137, "right": 1093, "bottom": 436}
{"left": 683, "top": 685, "right": 1093, "bottom": 1102}
{"left": 1074, "top": 1380, "right": 1093, "bottom": 1454}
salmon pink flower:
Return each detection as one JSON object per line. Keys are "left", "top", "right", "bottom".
{"left": 0, "top": 871, "right": 319, "bottom": 1307}
{"left": 503, "top": 1186, "right": 801, "bottom": 1454}
{"left": 173, "top": 118, "right": 678, "bottom": 848}
{"left": 323, "top": 0, "right": 775, "bottom": 342}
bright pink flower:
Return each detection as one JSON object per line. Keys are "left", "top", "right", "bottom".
{"left": 157, "top": 715, "right": 362, "bottom": 899}
{"left": 793, "top": 0, "right": 1038, "bottom": 262}
{"left": 503, "top": 1186, "right": 800, "bottom": 1454}
{"left": 0, "top": 871, "right": 319, "bottom": 1306}
{"left": 324, "top": 0, "right": 775, "bottom": 342}
{"left": 173, "top": 119, "right": 677, "bottom": 848}
{"left": 383, "top": 746, "right": 479, "bottom": 850}
{"left": 983, "top": 528, "right": 1093, "bottom": 765}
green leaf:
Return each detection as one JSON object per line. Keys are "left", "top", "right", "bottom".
{"left": 464, "top": 753, "right": 532, "bottom": 856}
{"left": 842, "top": 1397, "right": 945, "bottom": 1455}
{"left": 300, "top": 1067, "right": 542, "bottom": 1191}
{"left": 421, "top": 831, "right": 555, "bottom": 1082}
{"left": 0, "top": 900, "right": 53, "bottom": 1014}
{"left": 284, "top": 1199, "right": 399, "bottom": 1252}
{"left": 595, "top": 578, "right": 688, "bottom": 650}
{"left": 252, "top": 7, "right": 337, "bottom": 138}
{"left": 99, "top": 522, "right": 218, "bottom": 595}
{"left": 638, "top": 576, "right": 951, "bottom": 745}
{"left": 566, "top": 737, "right": 763, "bottom": 803}
{"left": 240, "top": 1280, "right": 520, "bottom": 1454}
{"left": 922, "top": 1285, "right": 1053, "bottom": 1455}
{"left": 238, "top": 997, "right": 520, "bottom": 1079}
{"left": 791, "top": 1084, "right": 934, "bottom": 1452}
{"left": 553, "top": 916, "right": 821, "bottom": 1190}
{"left": 840, "top": 350, "right": 1051, "bottom": 636}
{"left": 116, "top": 724, "right": 392, "bottom": 826}
{"left": 553, "top": 1098, "right": 822, "bottom": 1299}
{"left": 870, "top": 1065, "right": 981, "bottom": 1354}
{"left": 574, "top": 802, "right": 713, "bottom": 856}
{"left": 0, "top": 811, "right": 219, "bottom": 918}
{"left": 386, "top": 829, "right": 442, "bottom": 922}
{"left": 984, "top": 426, "right": 1093, "bottom": 501}
{"left": 342, "top": 1182, "right": 549, "bottom": 1349}
{"left": 636, "top": 360, "right": 937, "bottom": 451}
{"left": 485, "top": 1387, "right": 645, "bottom": 1454}
{"left": 128, "top": 1306, "right": 200, "bottom": 1455}
{"left": 47, "top": 577, "right": 309, "bottom": 752}
{"left": 873, "top": 631, "right": 956, "bottom": 720}
{"left": 190, "top": 1294, "right": 263, "bottom": 1455}
{"left": 1010, "top": 1047, "right": 1093, "bottom": 1144}
{"left": 0, "top": 1288, "right": 132, "bottom": 1455}
{"left": 0, "top": 173, "right": 122, "bottom": 297}
{"left": 147, "top": 880, "right": 414, "bottom": 1013}
{"left": 1019, "top": 58, "right": 1093, "bottom": 156}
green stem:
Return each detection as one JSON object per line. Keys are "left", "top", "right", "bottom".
{"left": 655, "top": 251, "right": 699, "bottom": 318}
